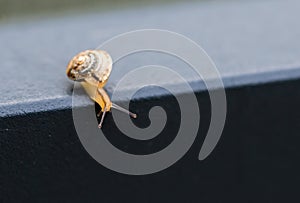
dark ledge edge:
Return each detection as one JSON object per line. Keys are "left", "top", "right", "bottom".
{"left": 1, "top": 64, "right": 300, "bottom": 118}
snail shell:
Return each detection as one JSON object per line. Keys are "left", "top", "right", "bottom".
{"left": 66, "top": 50, "right": 112, "bottom": 87}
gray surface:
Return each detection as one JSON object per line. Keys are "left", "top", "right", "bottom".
{"left": 1, "top": 0, "right": 300, "bottom": 117}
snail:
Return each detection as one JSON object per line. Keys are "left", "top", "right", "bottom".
{"left": 66, "top": 50, "right": 137, "bottom": 128}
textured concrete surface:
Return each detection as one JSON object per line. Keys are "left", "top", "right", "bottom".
{"left": 1, "top": 0, "right": 300, "bottom": 116}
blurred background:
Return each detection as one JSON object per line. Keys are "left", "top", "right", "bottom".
{"left": 0, "top": 0, "right": 200, "bottom": 22}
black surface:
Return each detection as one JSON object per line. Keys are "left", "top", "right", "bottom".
{"left": 1, "top": 78, "right": 300, "bottom": 202}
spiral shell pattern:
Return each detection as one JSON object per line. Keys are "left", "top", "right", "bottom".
{"left": 67, "top": 50, "right": 112, "bottom": 86}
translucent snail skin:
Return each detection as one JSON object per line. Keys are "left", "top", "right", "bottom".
{"left": 66, "top": 50, "right": 137, "bottom": 128}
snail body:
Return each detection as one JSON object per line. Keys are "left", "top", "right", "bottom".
{"left": 66, "top": 50, "right": 136, "bottom": 128}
